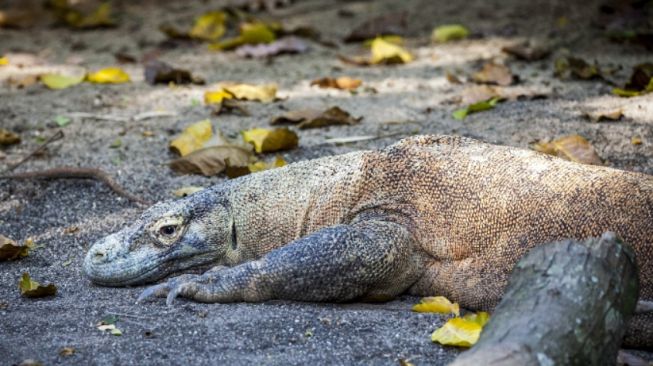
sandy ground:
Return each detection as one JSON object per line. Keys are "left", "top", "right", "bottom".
{"left": 0, "top": 0, "right": 652, "bottom": 365}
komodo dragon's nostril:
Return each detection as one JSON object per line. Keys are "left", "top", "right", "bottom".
{"left": 93, "top": 249, "right": 106, "bottom": 263}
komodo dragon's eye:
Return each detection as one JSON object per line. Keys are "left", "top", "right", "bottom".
{"left": 160, "top": 225, "right": 177, "bottom": 236}
{"left": 150, "top": 215, "right": 185, "bottom": 245}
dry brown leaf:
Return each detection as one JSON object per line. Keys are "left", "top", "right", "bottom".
{"left": 584, "top": 108, "right": 623, "bottom": 122}
{"left": 144, "top": 60, "right": 204, "bottom": 85}
{"left": 0, "top": 128, "right": 20, "bottom": 146}
{"left": 18, "top": 273, "right": 57, "bottom": 298}
{"left": 310, "top": 76, "right": 362, "bottom": 90}
{"left": 0, "top": 9, "right": 36, "bottom": 28}
{"left": 532, "top": 135, "right": 603, "bottom": 165}
{"left": 0, "top": 235, "right": 30, "bottom": 260}
{"left": 6, "top": 75, "right": 39, "bottom": 89}
{"left": 271, "top": 107, "right": 362, "bottom": 129}
{"left": 472, "top": 62, "right": 514, "bottom": 86}
{"left": 59, "top": 347, "right": 75, "bottom": 357}
{"left": 169, "top": 145, "right": 253, "bottom": 176}
{"left": 221, "top": 83, "right": 277, "bottom": 103}
{"left": 502, "top": 41, "right": 550, "bottom": 61}
{"left": 458, "top": 85, "right": 548, "bottom": 105}
{"left": 554, "top": 57, "right": 601, "bottom": 80}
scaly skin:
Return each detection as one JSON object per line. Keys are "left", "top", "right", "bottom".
{"left": 84, "top": 135, "right": 653, "bottom": 347}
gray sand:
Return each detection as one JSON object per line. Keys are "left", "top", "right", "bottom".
{"left": 1, "top": 0, "right": 651, "bottom": 365}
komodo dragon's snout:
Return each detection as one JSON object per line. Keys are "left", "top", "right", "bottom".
{"left": 84, "top": 193, "right": 233, "bottom": 286}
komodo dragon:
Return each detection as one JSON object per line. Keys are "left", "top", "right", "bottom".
{"left": 84, "top": 135, "right": 653, "bottom": 348}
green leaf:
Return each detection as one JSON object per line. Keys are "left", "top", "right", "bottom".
{"left": 54, "top": 115, "right": 71, "bottom": 127}
{"left": 109, "top": 138, "right": 122, "bottom": 148}
{"left": 432, "top": 24, "right": 470, "bottom": 43}
{"left": 611, "top": 88, "right": 640, "bottom": 97}
{"left": 453, "top": 97, "right": 501, "bottom": 120}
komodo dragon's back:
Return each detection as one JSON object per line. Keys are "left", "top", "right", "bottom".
{"left": 357, "top": 135, "right": 652, "bottom": 309}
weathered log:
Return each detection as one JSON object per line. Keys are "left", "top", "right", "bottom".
{"left": 451, "top": 232, "right": 639, "bottom": 366}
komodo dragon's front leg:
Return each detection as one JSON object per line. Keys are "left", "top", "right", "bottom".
{"left": 137, "top": 219, "right": 424, "bottom": 305}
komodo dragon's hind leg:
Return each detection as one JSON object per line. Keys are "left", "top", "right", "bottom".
{"left": 137, "top": 219, "right": 423, "bottom": 305}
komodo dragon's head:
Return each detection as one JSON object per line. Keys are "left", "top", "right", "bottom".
{"left": 84, "top": 188, "right": 234, "bottom": 286}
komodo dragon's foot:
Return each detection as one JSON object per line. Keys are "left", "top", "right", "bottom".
{"left": 137, "top": 265, "right": 243, "bottom": 305}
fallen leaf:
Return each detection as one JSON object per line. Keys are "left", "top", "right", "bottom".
{"left": 502, "top": 41, "right": 550, "bottom": 61}
{"left": 0, "top": 235, "right": 31, "bottom": 260}
{"left": 431, "top": 315, "right": 486, "bottom": 347}
{"left": 51, "top": 1, "right": 115, "bottom": 29}
{"left": 97, "top": 323, "right": 122, "bottom": 336}
{"left": 17, "top": 360, "right": 42, "bottom": 366}
{"left": 271, "top": 107, "right": 362, "bottom": 129}
{"left": 370, "top": 37, "right": 413, "bottom": 64}
{"left": 210, "top": 99, "right": 250, "bottom": 116}
{"left": 40, "top": 73, "right": 85, "bottom": 90}
{"left": 0, "top": 128, "right": 21, "bottom": 146}
{"left": 0, "top": 9, "right": 36, "bottom": 28}
{"left": 86, "top": 67, "right": 130, "bottom": 84}
{"left": 458, "top": 85, "right": 548, "bottom": 105}
{"left": 532, "top": 135, "right": 603, "bottom": 165}
{"left": 399, "top": 359, "right": 415, "bottom": 366}
{"left": 59, "top": 347, "right": 75, "bottom": 356}
{"left": 432, "top": 24, "right": 470, "bottom": 43}
{"left": 7, "top": 74, "right": 39, "bottom": 89}
{"left": 226, "top": 155, "right": 286, "bottom": 178}
{"left": 554, "top": 57, "right": 601, "bottom": 80}
{"left": 344, "top": 11, "right": 408, "bottom": 43}
{"left": 0, "top": 56, "right": 7, "bottom": 65}
{"left": 445, "top": 72, "right": 462, "bottom": 84}
{"left": 144, "top": 60, "right": 203, "bottom": 85}
{"left": 631, "top": 136, "right": 642, "bottom": 145}
{"left": 54, "top": 115, "right": 71, "bottom": 127}
{"left": 189, "top": 11, "right": 226, "bottom": 41}
{"left": 169, "top": 145, "right": 253, "bottom": 176}
{"left": 611, "top": 63, "right": 653, "bottom": 97}
{"left": 584, "top": 108, "right": 623, "bottom": 122}
{"left": 209, "top": 22, "right": 276, "bottom": 51}
{"left": 453, "top": 97, "right": 501, "bottom": 120}
{"left": 204, "top": 88, "right": 234, "bottom": 105}
{"left": 18, "top": 273, "right": 57, "bottom": 298}
{"left": 109, "top": 139, "right": 122, "bottom": 148}
{"left": 310, "top": 76, "right": 362, "bottom": 90}
{"left": 170, "top": 119, "right": 214, "bottom": 156}
{"left": 222, "top": 83, "right": 277, "bottom": 103}
{"left": 472, "top": 62, "right": 514, "bottom": 86}
{"left": 242, "top": 128, "right": 298, "bottom": 153}
{"left": 114, "top": 52, "right": 137, "bottom": 64}
{"left": 173, "top": 186, "right": 205, "bottom": 197}
{"left": 463, "top": 311, "right": 490, "bottom": 327}
{"left": 236, "top": 36, "right": 309, "bottom": 58}
{"left": 412, "top": 296, "right": 460, "bottom": 316}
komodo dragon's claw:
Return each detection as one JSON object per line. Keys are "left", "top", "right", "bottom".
{"left": 136, "top": 273, "right": 200, "bottom": 305}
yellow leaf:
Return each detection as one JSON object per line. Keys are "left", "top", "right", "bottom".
{"left": 0, "top": 56, "right": 7, "bottom": 66}
{"left": 242, "top": 128, "right": 298, "bottom": 153}
{"left": 248, "top": 155, "right": 286, "bottom": 172}
{"left": 532, "top": 135, "right": 603, "bottom": 165}
{"left": 61, "top": 2, "right": 114, "bottom": 29}
{"left": 463, "top": 311, "right": 490, "bottom": 327}
{"left": 631, "top": 136, "right": 642, "bottom": 145}
{"left": 370, "top": 37, "right": 413, "bottom": 64}
{"left": 18, "top": 273, "right": 57, "bottom": 298}
{"left": 86, "top": 67, "right": 130, "bottom": 84}
{"left": 209, "top": 22, "right": 276, "bottom": 50}
{"left": 204, "top": 89, "right": 234, "bottom": 104}
{"left": 40, "top": 73, "right": 85, "bottom": 90}
{"left": 189, "top": 11, "right": 226, "bottom": 41}
{"left": 0, "top": 128, "right": 21, "bottom": 146}
{"left": 412, "top": 296, "right": 460, "bottom": 316}
{"left": 223, "top": 83, "right": 277, "bottom": 103}
{"left": 431, "top": 317, "right": 483, "bottom": 347}
{"left": 170, "top": 119, "right": 214, "bottom": 156}
{"left": 432, "top": 24, "right": 470, "bottom": 43}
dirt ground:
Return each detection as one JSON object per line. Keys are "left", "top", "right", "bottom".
{"left": 0, "top": 0, "right": 652, "bottom": 365}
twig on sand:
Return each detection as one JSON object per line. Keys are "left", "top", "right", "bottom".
{"left": 1, "top": 130, "right": 64, "bottom": 174}
{"left": 0, "top": 167, "right": 151, "bottom": 206}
